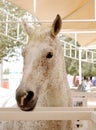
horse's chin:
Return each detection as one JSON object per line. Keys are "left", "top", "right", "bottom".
{"left": 19, "top": 97, "right": 38, "bottom": 111}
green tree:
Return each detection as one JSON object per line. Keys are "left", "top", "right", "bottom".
{"left": 0, "top": 0, "right": 32, "bottom": 62}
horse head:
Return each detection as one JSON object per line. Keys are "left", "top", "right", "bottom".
{"left": 16, "top": 15, "right": 63, "bottom": 111}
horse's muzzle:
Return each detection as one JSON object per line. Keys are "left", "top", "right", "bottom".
{"left": 16, "top": 90, "right": 38, "bottom": 111}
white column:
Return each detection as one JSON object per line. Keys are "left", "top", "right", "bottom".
{"left": 33, "top": 0, "right": 37, "bottom": 20}
{"left": 0, "top": 62, "right": 3, "bottom": 87}
{"left": 79, "top": 48, "right": 82, "bottom": 84}
{"left": 75, "top": 33, "right": 77, "bottom": 59}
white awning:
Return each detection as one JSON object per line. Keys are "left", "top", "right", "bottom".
{"left": 7, "top": 0, "right": 96, "bottom": 47}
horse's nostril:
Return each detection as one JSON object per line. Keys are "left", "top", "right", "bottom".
{"left": 22, "top": 91, "right": 34, "bottom": 106}
{"left": 25, "top": 91, "right": 34, "bottom": 103}
{"left": 16, "top": 90, "right": 34, "bottom": 107}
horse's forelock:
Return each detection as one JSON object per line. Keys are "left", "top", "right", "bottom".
{"left": 29, "top": 26, "right": 51, "bottom": 43}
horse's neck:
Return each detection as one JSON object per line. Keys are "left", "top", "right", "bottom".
{"left": 46, "top": 85, "right": 68, "bottom": 107}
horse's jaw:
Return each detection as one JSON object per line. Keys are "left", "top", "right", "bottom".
{"left": 36, "top": 86, "right": 66, "bottom": 107}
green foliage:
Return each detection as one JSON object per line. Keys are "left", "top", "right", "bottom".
{"left": 82, "top": 62, "right": 96, "bottom": 76}
{"left": 0, "top": 35, "right": 22, "bottom": 62}
{"left": 0, "top": 0, "right": 29, "bottom": 62}
{"left": 0, "top": 0, "right": 26, "bottom": 18}
{"left": 65, "top": 57, "right": 96, "bottom": 77}
{"left": 60, "top": 35, "right": 96, "bottom": 76}
{"left": 65, "top": 57, "right": 79, "bottom": 75}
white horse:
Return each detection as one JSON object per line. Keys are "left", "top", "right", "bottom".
{"left": 2, "top": 14, "right": 72, "bottom": 130}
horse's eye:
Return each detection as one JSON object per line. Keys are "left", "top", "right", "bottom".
{"left": 46, "top": 52, "right": 53, "bottom": 59}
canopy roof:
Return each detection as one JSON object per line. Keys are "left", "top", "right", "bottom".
{"left": 7, "top": 0, "right": 96, "bottom": 47}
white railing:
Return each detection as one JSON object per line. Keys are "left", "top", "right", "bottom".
{"left": 0, "top": 107, "right": 95, "bottom": 120}
{"left": 0, "top": 7, "right": 96, "bottom": 64}
{"left": 0, "top": 107, "right": 96, "bottom": 130}
{"left": 0, "top": 107, "right": 94, "bottom": 120}
{"left": 63, "top": 40, "right": 96, "bottom": 64}
{"left": 0, "top": 8, "right": 27, "bottom": 44}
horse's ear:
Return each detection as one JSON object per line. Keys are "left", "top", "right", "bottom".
{"left": 50, "top": 14, "right": 62, "bottom": 37}
{"left": 23, "top": 22, "right": 34, "bottom": 37}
